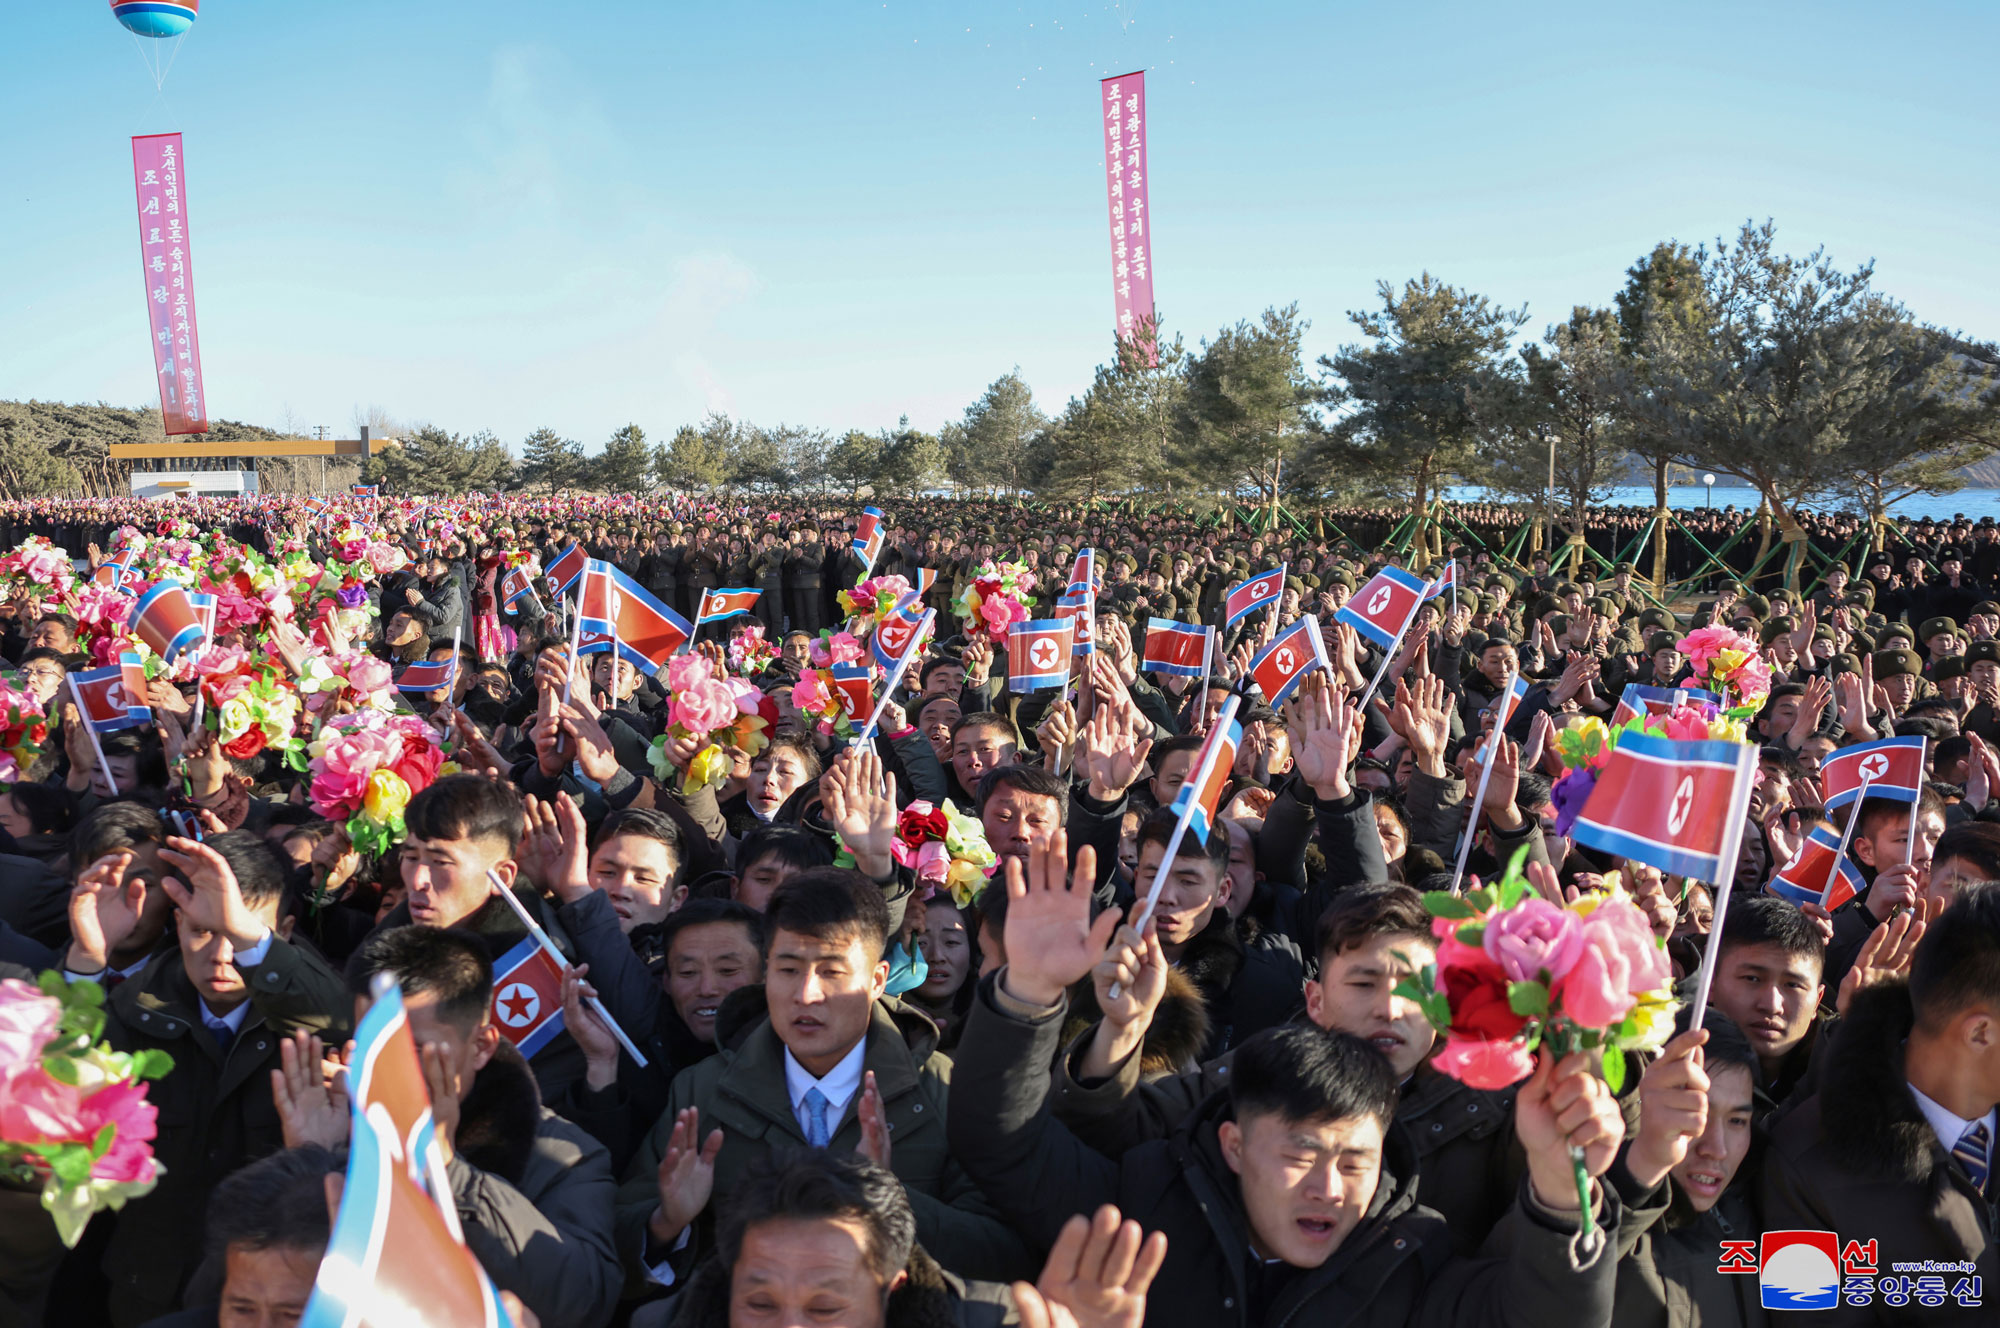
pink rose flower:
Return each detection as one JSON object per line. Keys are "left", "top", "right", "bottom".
{"left": 347, "top": 657, "right": 392, "bottom": 695}
{"left": 1553, "top": 936, "right": 1636, "bottom": 1028}
{"left": 667, "top": 653, "right": 714, "bottom": 694}
{"left": 0, "top": 1066, "right": 88, "bottom": 1144}
{"left": 205, "top": 673, "right": 253, "bottom": 706}
{"left": 792, "top": 670, "right": 829, "bottom": 716}
{"left": 826, "top": 632, "right": 865, "bottom": 665}
{"left": 0, "top": 978, "right": 60, "bottom": 1067}
{"left": 1431, "top": 1033, "right": 1536, "bottom": 1090}
{"left": 311, "top": 767, "right": 369, "bottom": 818}
{"left": 1482, "top": 897, "right": 1584, "bottom": 983}
{"left": 75, "top": 1080, "right": 158, "bottom": 1184}
{"left": 673, "top": 680, "right": 740, "bottom": 736}
{"left": 196, "top": 644, "right": 248, "bottom": 678}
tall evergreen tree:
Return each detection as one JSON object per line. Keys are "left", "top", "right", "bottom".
{"left": 518, "top": 426, "right": 584, "bottom": 493}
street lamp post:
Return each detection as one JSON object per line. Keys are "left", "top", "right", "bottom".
{"left": 1703, "top": 473, "right": 1716, "bottom": 509}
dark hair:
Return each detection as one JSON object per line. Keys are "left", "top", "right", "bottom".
{"left": 1854, "top": 787, "right": 1944, "bottom": 841}
{"left": 1675, "top": 1008, "right": 1760, "bottom": 1081}
{"left": 1136, "top": 805, "right": 1227, "bottom": 877}
{"left": 345, "top": 926, "right": 494, "bottom": 1030}
{"left": 1934, "top": 821, "right": 2000, "bottom": 880}
{"left": 659, "top": 896, "right": 766, "bottom": 961}
{"left": 196, "top": 830, "right": 289, "bottom": 911}
{"left": 976, "top": 764, "right": 1068, "bottom": 821}
{"left": 1314, "top": 884, "right": 1431, "bottom": 969}
{"left": 716, "top": 1151, "right": 913, "bottom": 1289}
{"left": 1229, "top": 1025, "right": 1399, "bottom": 1129}
{"left": 918, "top": 656, "right": 963, "bottom": 688}
{"left": 69, "top": 801, "right": 164, "bottom": 879}
{"left": 1909, "top": 882, "right": 2000, "bottom": 1032}
{"left": 404, "top": 774, "right": 524, "bottom": 855}
{"left": 1149, "top": 734, "right": 1206, "bottom": 772}
{"left": 16, "top": 646, "right": 68, "bottom": 673}
{"left": 763, "top": 868, "right": 891, "bottom": 957}
{"left": 950, "top": 711, "right": 1016, "bottom": 746}
{"left": 590, "top": 807, "right": 685, "bottom": 877}
{"left": 186, "top": 1145, "right": 342, "bottom": 1306}
{"left": 262, "top": 802, "right": 320, "bottom": 832}
{"left": 738, "top": 823, "right": 835, "bottom": 878}
{"left": 1719, "top": 894, "right": 1825, "bottom": 974}
{"left": 3, "top": 782, "right": 73, "bottom": 837}
{"left": 755, "top": 730, "right": 823, "bottom": 782}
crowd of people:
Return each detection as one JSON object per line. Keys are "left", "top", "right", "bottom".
{"left": 0, "top": 486, "right": 1994, "bottom": 1328}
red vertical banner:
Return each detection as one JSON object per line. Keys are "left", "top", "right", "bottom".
{"left": 131, "top": 134, "right": 208, "bottom": 435}
{"left": 1100, "top": 71, "right": 1156, "bottom": 364}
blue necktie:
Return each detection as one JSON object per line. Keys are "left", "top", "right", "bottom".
{"left": 803, "top": 1087, "right": 831, "bottom": 1148}
{"left": 1952, "top": 1120, "right": 1990, "bottom": 1195}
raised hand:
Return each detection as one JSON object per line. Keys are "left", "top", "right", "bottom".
{"left": 1013, "top": 1205, "right": 1167, "bottom": 1328}
{"left": 855, "top": 1070, "right": 892, "bottom": 1170}
{"left": 821, "top": 744, "right": 898, "bottom": 877}
{"left": 1036, "top": 700, "right": 1078, "bottom": 772}
{"left": 1623, "top": 1029, "right": 1710, "bottom": 1189}
{"left": 558, "top": 702, "right": 621, "bottom": 784}
{"left": 650, "top": 1106, "right": 725, "bottom": 1246}
{"left": 160, "top": 835, "right": 267, "bottom": 949}
{"left": 1073, "top": 699, "right": 1152, "bottom": 802}
{"left": 520, "top": 792, "right": 590, "bottom": 902}
{"left": 66, "top": 850, "right": 143, "bottom": 974}
{"left": 1292, "top": 686, "right": 1359, "bottom": 802}
{"left": 1394, "top": 674, "right": 1451, "bottom": 777}
{"left": 448, "top": 709, "right": 509, "bottom": 780}
{"left": 562, "top": 966, "right": 622, "bottom": 1091}
{"left": 1837, "top": 895, "right": 1935, "bottom": 1016}
{"left": 420, "top": 1040, "right": 468, "bottom": 1163}
{"left": 1002, "top": 829, "right": 1116, "bottom": 1007}
{"left": 271, "top": 1031, "right": 350, "bottom": 1151}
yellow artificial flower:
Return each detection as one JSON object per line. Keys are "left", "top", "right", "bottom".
{"left": 363, "top": 769, "right": 411, "bottom": 822}
{"left": 686, "top": 743, "right": 732, "bottom": 792}
{"left": 1622, "top": 988, "right": 1679, "bottom": 1052}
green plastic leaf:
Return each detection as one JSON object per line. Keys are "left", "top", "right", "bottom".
{"left": 90, "top": 1123, "right": 116, "bottom": 1161}
{"left": 1466, "top": 887, "right": 1494, "bottom": 912}
{"left": 43, "top": 1055, "right": 79, "bottom": 1086}
{"left": 1507, "top": 981, "right": 1549, "bottom": 1017}
{"left": 1454, "top": 921, "right": 1485, "bottom": 948}
{"left": 1602, "top": 1042, "right": 1627, "bottom": 1095}
{"left": 130, "top": 1049, "right": 176, "bottom": 1081}
{"left": 1422, "top": 892, "right": 1475, "bottom": 920}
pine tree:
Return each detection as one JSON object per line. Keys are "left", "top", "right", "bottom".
{"left": 518, "top": 426, "right": 584, "bottom": 493}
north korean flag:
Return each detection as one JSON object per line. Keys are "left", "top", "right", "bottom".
{"left": 1571, "top": 732, "right": 1758, "bottom": 882}
{"left": 872, "top": 591, "right": 926, "bottom": 671}
{"left": 1007, "top": 618, "right": 1075, "bottom": 693}
{"left": 127, "top": 579, "right": 207, "bottom": 665}
{"left": 1334, "top": 566, "right": 1429, "bottom": 651}
{"left": 698, "top": 588, "right": 762, "bottom": 624}
{"left": 489, "top": 937, "right": 568, "bottom": 1059}
{"left": 187, "top": 591, "right": 218, "bottom": 641}
{"left": 576, "top": 560, "right": 693, "bottom": 675}
{"left": 1610, "top": 683, "right": 1724, "bottom": 729}
{"left": 914, "top": 567, "right": 937, "bottom": 597}
{"left": 546, "top": 542, "right": 587, "bottom": 596}
{"left": 1248, "top": 614, "right": 1327, "bottom": 708}
{"left": 299, "top": 495, "right": 330, "bottom": 518}
{"left": 1169, "top": 695, "right": 1244, "bottom": 846}
{"left": 349, "top": 484, "right": 379, "bottom": 498}
{"left": 1768, "top": 824, "right": 1867, "bottom": 910}
{"left": 1143, "top": 618, "right": 1210, "bottom": 677}
{"left": 93, "top": 548, "right": 139, "bottom": 591}
{"left": 828, "top": 663, "right": 875, "bottom": 724}
{"left": 1054, "top": 592, "right": 1095, "bottom": 656}
{"left": 71, "top": 653, "right": 150, "bottom": 733}
{"left": 1224, "top": 567, "right": 1286, "bottom": 628}
{"left": 501, "top": 564, "right": 539, "bottom": 608}
{"left": 1067, "top": 548, "right": 1100, "bottom": 598}
{"left": 395, "top": 655, "right": 457, "bottom": 696}
{"left": 1821, "top": 736, "right": 1927, "bottom": 811}
{"left": 347, "top": 978, "right": 457, "bottom": 1214}
{"left": 852, "top": 507, "right": 886, "bottom": 576}
{"left": 1422, "top": 562, "right": 1458, "bottom": 602}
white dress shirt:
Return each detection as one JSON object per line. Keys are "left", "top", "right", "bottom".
{"left": 784, "top": 1037, "right": 868, "bottom": 1143}
{"left": 1909, "top": 1082, "right": 1996, "bottom": 1173}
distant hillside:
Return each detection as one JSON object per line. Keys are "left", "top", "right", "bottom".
{"left": 0, "top": 399, "right": 293, "bottom": 495}
{"left": 1961, "top": 456, "right": 2000, "bottom": 487}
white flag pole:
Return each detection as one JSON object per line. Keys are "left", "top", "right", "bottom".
{"left": 1448, "top": 667, "right": 1517, "bottom": 893}
{"left": 486, "top": 869, "right": 648, "bottom": 1068}
{"left": 1688, "top": 743, "right": 1764, "bottom": 1021}
{"left": 68, "top": 675, "right": 118, "bottom": 798}
{"left": 1820, "top": 773, "right": 1872, "bottom": 907}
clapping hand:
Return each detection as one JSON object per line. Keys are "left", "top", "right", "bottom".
{"left": 1001, "top": 829, "right": 1116, "bottom": 1007}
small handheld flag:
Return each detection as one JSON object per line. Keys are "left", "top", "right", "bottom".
{"left": 698, "top": 588, "right": 762, "bottom": 624}
{"left": 348, "top": 975, "right": 460, "bottom": 1232}
{"left": 1335, "top": 566, "right": 1430, "bottom": 651}
{"left": 501, "top": 564, "right": 540, "bottom": 609}
{"left": 576, "top": 560, "right": 694, "bottom": 675}
{"left": 1224, "top": 566, "right": 1286, "bottom": 628}
{"left": 187, "top": 591, "right": 218, "bottom": 641}
{"left": 1247, "top": 614, "right": 1326, "bottom": 708}
{"left": 854, "top": 607, "right": 937, "bottom": 745}
{"left": 546, "top": 542, "right": 587, "bottom": 596}
{"left": 349, "top": 484, "right": 379, "bottom": 498}
{"left": 1768, "top": 824, "right": 1867, "bottom": 911}
{"left": 1066, "top": 548, "right": 1100, "bottom": 597}
{"left": 127, "top": 579, "right": 208, "bottom": 665}
{"left": 1142, "top": 618, "right": 1209, "bottom": 677}
{"left": 1053, "top": 592, "right": 1096, "bottom": 657}
{"left": 1610, "top": 683, "right": 1724, "bottom": 729}
{"left": 71, "top": 653, "right": 151, "bottom": 733}
{"left": 871, "top": 591, "right": 927, "bottom": 671}
{"left": 485, "top": 870, "right": 647, "bottom": 1068}
{"left": 1111, "top": 695, "right": 1244, "bottom": 1001}
{"left": 1821, "top": 736, "right": 1927, "bottom": 810}
{"left": 1423, "top": 562, "right": 1458, "bottom": 602}
{"left": 852, "top": 507, "right": 886, "bottom": 577}
{"left": 93, "top": 548, "right": 139, "bottom": 591}
{"left": 1571, "top": 733, "right": 1759, "bottom": 884}
{"left": 1007, "top": 618, "right": 1076, "bottom": 692}
{"left": 828, "top": 663, "right": 875, "bottom": 725}
{"left": 395, "top": 655, "right": 458, "bottom": 696}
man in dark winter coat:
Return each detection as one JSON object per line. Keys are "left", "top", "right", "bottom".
{"left": 100, "top": 831, "right": 349, "bottom": 1327}
{"left": 948, "top": 834, "right": 1627, "bottom": 1328}
{"left": 1759, "top": 885, "right": 2000, "bottom": 1325}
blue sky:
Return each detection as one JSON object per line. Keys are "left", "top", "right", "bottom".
{"left": 4, "top": 1, "right": 1995, "bottom": 451}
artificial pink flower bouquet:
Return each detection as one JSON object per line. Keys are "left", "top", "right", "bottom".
{"left": 1394, "top": 851, "right": 1678, "bottom": 1228}
{"left": 1675, "top": 626, "right": 1772, "bottom": 710}
{"left": 0, "top": 975, "right": 171, "bottom": 1245}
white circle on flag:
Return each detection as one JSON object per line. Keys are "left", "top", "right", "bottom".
{"left": 1667, "top": 777, "right": 1695, "bottom": 835}
{"left": 1030, "top": 639, "right": 1058, "bottom": 670}
{"left": 840, "top": 690, "right": 860, "bottom": 716}
{"left": 1368, "top": 586, "right": 1392, "bottom": 615}
{"left": 496, "top": 982, "right": 541, "bottom": 1028}
{"left": 1858, "top": 753, "right": 1889, "bottom": 782}
{"left": 1252, "top": 581, "right": 1269, "bottom": 599}
{"left": 1274, "top": 648, "right": 1296, "bottom": 675}
{"left": 104, "top": 684, "right": 124, "bottom": 709}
